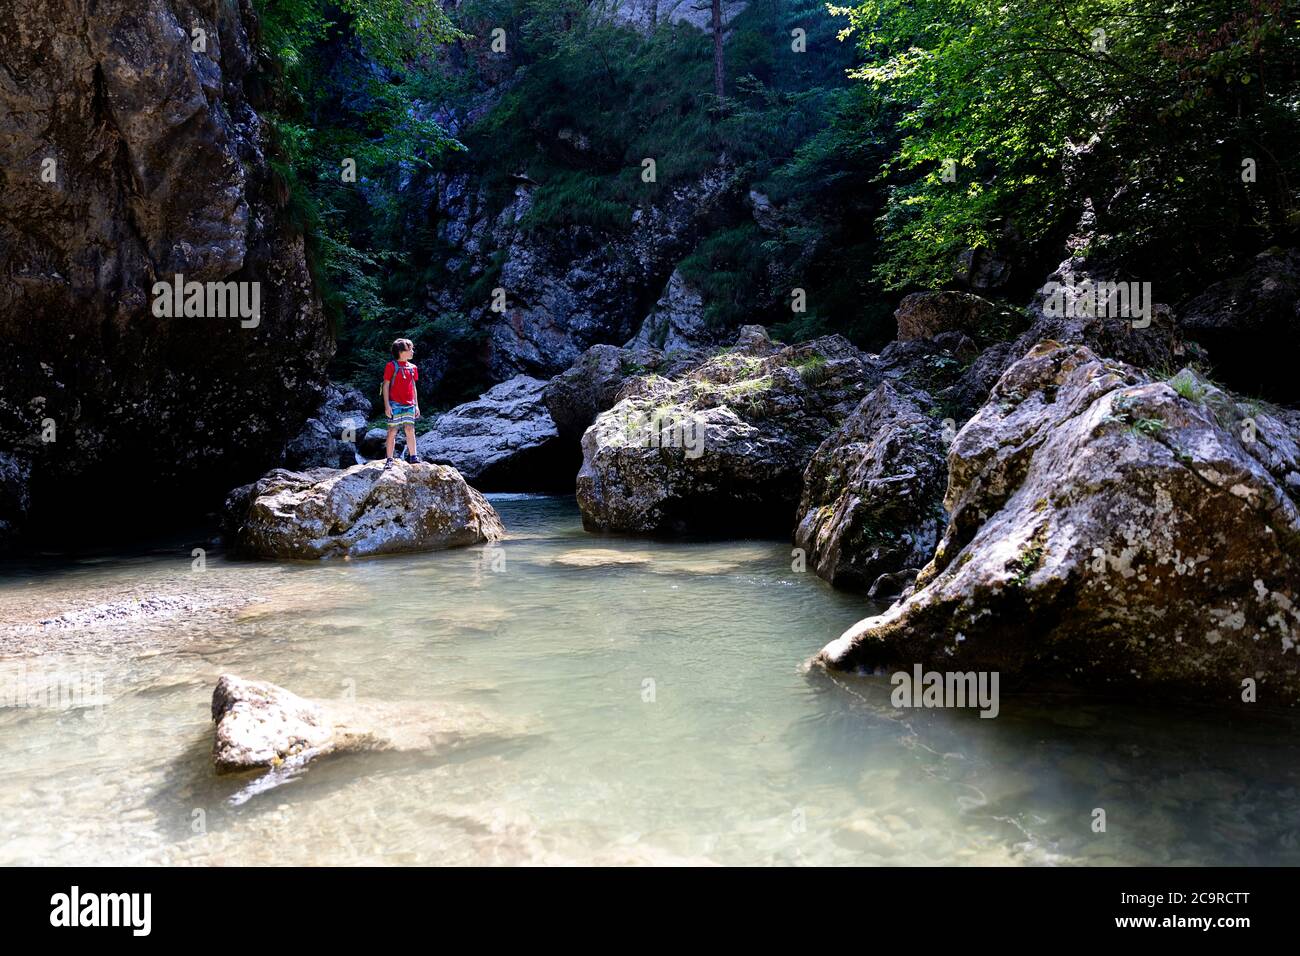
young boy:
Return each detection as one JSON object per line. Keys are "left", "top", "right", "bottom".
{"left": 382, "top": 338, "right": 422, "bottom": 466}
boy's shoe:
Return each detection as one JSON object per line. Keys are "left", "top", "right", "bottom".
{"left": 407, "top": 454, "right": 423, "bottom": 464}
{"left": 383, "top": 457, "right": 395, "bottom": 469}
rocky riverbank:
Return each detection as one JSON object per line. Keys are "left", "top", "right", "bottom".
{"left": 309, "top": 244, "right": 1295, "bottom": 705}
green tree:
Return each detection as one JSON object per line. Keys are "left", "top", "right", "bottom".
{"left": 836, "top": 0, "right": 1298, "bottom": 293}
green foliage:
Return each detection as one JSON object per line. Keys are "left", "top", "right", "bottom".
{"left": 254, "top": 0, "right": 465, "bottom": 387}
{"left": 454, "top": 0, "right": 728, "bottom": 214}
{"left": 1009, "top": 544, "right": 1045, "bottom": 587}
{"left": 836, "top": 0, "right": 1299, "bottom": 292}
{"left": 794, "top": 354, "right": 830, "bottom": 385}
{"left": 1168, "top": 369, "right": 1209, "bottom": 404}
{"left": 519, "top": 170, "right": 632, "bottom": 233}
{"left": 439, "top": 0, "right": 891, "bottom": 345}
{"left": 677, "top": 225, "right": 770, "bottom": 329}
{"left": 1129, "top": 417, "right": 1167, "bottom": 439}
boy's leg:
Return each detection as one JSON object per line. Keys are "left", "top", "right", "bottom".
{"left": 404, "top": 423, "right": 418, "bottom": 460}
{"left": 385, "top": 426, "right": 397, "bottom": 459}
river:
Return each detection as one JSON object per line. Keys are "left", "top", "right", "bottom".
{"left": 1, "top": 495, "right": 1297, "bottom": 865}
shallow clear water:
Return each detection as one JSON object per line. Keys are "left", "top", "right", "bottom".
{"left": 2, "top": 495, "right": 1299, "bottom": 865}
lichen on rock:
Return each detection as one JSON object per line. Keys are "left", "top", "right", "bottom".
{"left": 795, "top": 381, "right": 949, "bottom": 593}
{"left": 817, "top": 342, "right": 1300, "bottom": 705}
{"left": 576, "top": 327, "right": 879, "bottom": 535}
{"left": 224, "top": 460, "right": 505, "bottom": 560}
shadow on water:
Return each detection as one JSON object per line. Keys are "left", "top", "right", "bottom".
{"left": 800, "top": 665, "right": 1300, "bottom": 864}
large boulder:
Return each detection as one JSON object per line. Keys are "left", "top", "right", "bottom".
{"left": 416, "top": 375, "right": 575, "bottom": 490}
{"left": 541, "top": 343, "right": 684, "bottom": 442}
{"left": 211, "top": 675, "right": 527, "bottom": 775}
{"left": 282, "top": 384, "right": 373, "bottom": 470}
{"left": 577, "top": 328, "right": 879, "bottom": 534}
{"left": 877, "top": 333, "right": 987, "bottom": 419}
{"left": 795, "top": 382, "right": 949, "bottom": 594}
{"left": 1023, "top": 254, "right": 1181, "bottom": 371}
{"left": 223, "top": 460, "right": 504, "bottom": 559}
{"left": 0, "top": 0, "right": 331, "bottom": 536}
{"left": 1178, "top": 248, "right": 1300, "bottom": 404}
{"left": 817, "top": 342, "right": 1300, "bottom": 704}
{"left": 894, "top": 291, "right": 1026, "bottom": 345}
{"left": 882, "top": 256, "right": 1185, "bottom": 431}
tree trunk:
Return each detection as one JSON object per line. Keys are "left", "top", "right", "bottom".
{"left": 711, "top": 0, "right": 724, "bottom": 101}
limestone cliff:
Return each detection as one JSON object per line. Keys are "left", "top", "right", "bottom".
{"left": 0, "top": 0, "right": 331, "bottom": 541}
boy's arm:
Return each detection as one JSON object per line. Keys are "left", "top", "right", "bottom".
{"left": 382, "top": 379, "right": 391, "bottom": 417}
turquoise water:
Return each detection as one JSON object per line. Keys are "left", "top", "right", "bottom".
{"left": 1, "top": 495, "right": 1298, "bottom": 865}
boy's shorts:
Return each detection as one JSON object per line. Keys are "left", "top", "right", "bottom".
{"left": 387, "top": 402, "right": 417, "bottom": 427}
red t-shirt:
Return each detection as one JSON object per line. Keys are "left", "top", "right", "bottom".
{"left": 384, "top": 361, "right": 418, "bottom": 405}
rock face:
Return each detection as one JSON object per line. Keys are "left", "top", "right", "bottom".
{"left": 224, "top": 460, "right": 504, "bottom": 559}
{"left": 818, "top": 342, "right": 1300, "bottom": 704}
{"left": 282, "top": 385, "right": 373, "bottom": 470}
{"left": 211, "top": 674, "right": 527, "bottom": 774}
{"left": 577, "top": 328, "right": 878, "bottom": 534}
{"left": 1179, "top": 248, "right": 1300, "bottom": 404}
{"left": 954, "top": 246, "right": 1013, "bottom": 292}
{"left": 607, "top": 0, "right": 748, "bottom": 34}
{"left": 894, "top": 291, "right": 1026, "bottom": 345}
{"left": 430, "top": 167, "right": 742, "bottom": 383}
{"left": 795, "top": 382, "right": 949, "bottom": 593}
{"left": 416, "top": 376, "right": 575, "bottom": 490}
{"left": 0, "top": 0, "right": 331, "bottom": 539}
{"left": 627, "top": 269, "right": 712, "bottom": 353}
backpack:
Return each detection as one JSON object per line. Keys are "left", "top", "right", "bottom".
{"left": 381, "top": 361, "right": 416, "bottom": 402}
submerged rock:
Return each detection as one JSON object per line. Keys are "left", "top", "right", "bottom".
{"left": 211, "top": 675, "right": 526, "bottom": 774}
{"left": 212, "top": 676, "right": 334, "bottom": 773}
{"left": 224, "top": 460, "right": 504, "bottom": 559}
{"left": 577, "top": 327, "right": 878, "bottom": 534}
{"left": 795, "top": 382, "right": 949, "bottom": 592}
{"left": 818, "top": 342, "right": 1300, "bottom": 704}
{"left": 416, "top": 376, "right": 575, "bottom": 490}
{"left": 551, "top": 548, "right": 655, "bottom": 568}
